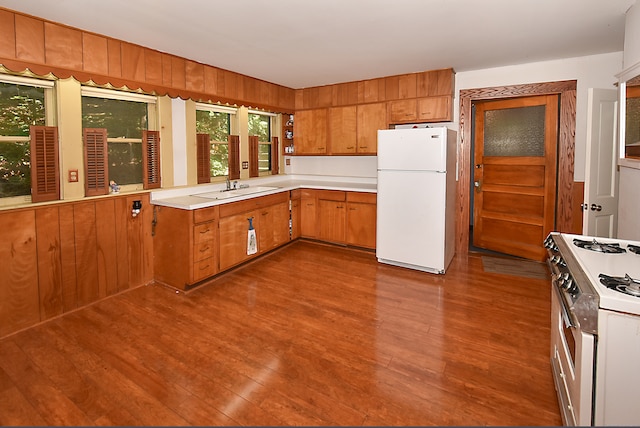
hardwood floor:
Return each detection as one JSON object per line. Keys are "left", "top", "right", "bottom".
{"left": 0, "top": 240, "right": 561, "bottom": 426}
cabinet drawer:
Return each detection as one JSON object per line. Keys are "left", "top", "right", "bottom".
{"left": 194, "top": 206, "right": 219, "bottom": 224}
{"left": 347, "top": 192, "right": 376, "bottom": 204}
{"left": 193, "top": 222, "right": 215, "bottom": 244}
{"left": 194, "top": 240, "right": 214, "bottom": 262}
{"left": 316, "top": 190, "right": 345, "bottom": 201}
{"left": 193, "top": 257, "right": 216, "bottom": 282}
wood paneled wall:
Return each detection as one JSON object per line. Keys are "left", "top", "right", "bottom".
{"left": 0, "top": 7, "right": 295, "bottom": 113}
{"left": 0, "top": 193, "right": 153, "bottom": 338}
{"left": 295, "top": 68, "right": 454, "bottom": 109}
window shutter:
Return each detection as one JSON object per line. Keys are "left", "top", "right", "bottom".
{"left": 143, "top": 130, "right": 161, "bottom": 189}
{"left": 196, "top": 133, "right": 211, "bottom": 184}
{"left": 248, "top": 135, "right": 259, "bottom": 178}
{"left": 228, "top": 135, "right": 240, "bottom": 180}
{"left": 83, "top": 128, "right": 109, "bottom": 196}
{"left": 30, "top": 125, "right": 60, "bottom": 203}
{"left": 271, "top": 137, "right": 279, "bottom": 175}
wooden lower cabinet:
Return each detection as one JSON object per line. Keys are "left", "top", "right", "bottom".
{"left": 346, "top": 192, "right": 377, "bottom": 249}
{"left": 299, "top": 189, "right": 376, "bottom": 249}
{"left": 290, "top": 190, "right": 301, "bottom": 240}
{"left": 218, "top": 191, "right": 290, "bottom": 271}
{"left": 219, "top": 209, "right": 258, "bottom": 271}
{"left": 318, "top": 190, "right": 347, "bottom": 244}
{"left": 300, "top": 189, "right": 318, "bottom": 238}
{"left": 154, "top": 205, "right": 219, "bottom": 290}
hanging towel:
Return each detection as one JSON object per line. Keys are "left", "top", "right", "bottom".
{"left": 247, "top": 217, "right": 257, "bottom": 255}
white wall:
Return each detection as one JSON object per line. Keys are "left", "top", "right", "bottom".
{"left": 455, "top": 52, "right": 623, "bottom": 182}
{"left": 284, "top": 155, "right": 377, "bottom": 178}
{"left": 624, "top": 0, "right": 640, "bottom": 69}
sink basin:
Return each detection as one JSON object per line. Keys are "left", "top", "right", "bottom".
{"left": 193, "top": 186, "right": 280, "bottom": 200}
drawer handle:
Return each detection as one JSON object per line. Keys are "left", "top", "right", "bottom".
{"left": 200, "top": 228, "right": 210, "bottom": 234}
{"left": 199, "top": 264, "right": 210, "bottom": 271}
{"left": 199, "top": 246, "right": 210, "bottom": 253}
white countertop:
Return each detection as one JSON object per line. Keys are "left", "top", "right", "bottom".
{"left": 150, "top": 175, "right": 377, "bottom": 210}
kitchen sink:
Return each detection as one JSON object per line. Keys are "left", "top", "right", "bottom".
{"left": 193, "top": 186, "right": 280, "bottom": 200}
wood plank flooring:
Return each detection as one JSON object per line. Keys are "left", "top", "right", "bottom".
{"left": 0, "top": 240, "right": 561, "bottom": 426}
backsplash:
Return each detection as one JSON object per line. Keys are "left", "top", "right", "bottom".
{"left": 283, "top": 156, "right": 377, "bottom": 178}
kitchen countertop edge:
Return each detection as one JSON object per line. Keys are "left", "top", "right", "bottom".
{"left": 150, "top": 176, "right": 377, "bottom": 210}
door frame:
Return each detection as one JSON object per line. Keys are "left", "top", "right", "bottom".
{"left": 457, "top": 80, "right": 577, "bottom": 255}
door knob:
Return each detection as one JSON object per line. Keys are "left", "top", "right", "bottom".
{"left": 474, "top": 181, "right": 481, "bottom": 190}
{"left": 590, "top": 204, "right": 602, "bottom": 212}
{"left": 580, "top": 203, "right": 587, "bottom": 211}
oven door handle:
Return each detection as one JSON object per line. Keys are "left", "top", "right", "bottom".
{"left": 553, "top": 279, "right": 577, "bottom": 329}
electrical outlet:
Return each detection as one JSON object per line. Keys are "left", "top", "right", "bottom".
{"left": 68, "top": 169, "right": 78, "bottom": 182}
{"left": 242, "top": 161, "right": 249, "bottom": 169}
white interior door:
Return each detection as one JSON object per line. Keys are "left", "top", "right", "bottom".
{"left": 584, "top": 88, "right": 619, "bottom": 237}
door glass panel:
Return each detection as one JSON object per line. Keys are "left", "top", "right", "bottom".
{"left": 484, "top": 105, "right": 545, "bottom": 156}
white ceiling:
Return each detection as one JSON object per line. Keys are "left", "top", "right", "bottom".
{"left": 0, "top": 0, "right": 635, "bottom": 89}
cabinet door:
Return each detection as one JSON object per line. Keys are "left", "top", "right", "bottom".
{"left": 417, "top": 96, "right": 451, "bottom": 122}
{"left": 318, "top": 200, "right": 346, "bottom": 244}
{"left": 357, "top": 102, "right": 386, "bottom": 154}
{"left": 388, "top": 99, "right": 417, "bottom": 123}
{"left": 347, "top": 202, "right": 377, "bottom": 249}
{"left": 300, "top": 191, "right": 317, "bottom": 238}
{"left": 328, "top": 106, "right": 357, "bottom": 154}
{"left": 291, "top": 197, "right": 301, "bottom": 240}
{"left": 258, "top": 201, "right": 290, "bottom": 251}
{"left": 294, "top": 109, "right": 327, "bottom": 154}
{"left": 219, "top": 211, "right": 257, "bottom": 270}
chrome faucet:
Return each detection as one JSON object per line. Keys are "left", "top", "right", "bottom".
{"left": 226, "top": 176, "right": 231, "bottom": 191}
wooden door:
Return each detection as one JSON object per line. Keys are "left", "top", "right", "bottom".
{"left": 584, "top": 88, "right": 619, "bottom": 237}
{"left": 347, "top": 202, "right": 376, "bottom": 249}
{"left": 318, "top": 200, "right": 346, "bottom": 244}
{"left": 300, "top": 190, "right": 317, "bottom": 238}
{"left": 356, "top": 102, "right": 386, "bottom": 154}
{"left": 219, "top": 211, "right": 257, "bottom": 270}
{"left": 473, "top": 94, "right": 558, "bottom": 261}
{"left": 294, "top": 109, "right": 327, "bottom": 154}
{"left": 328, "top": 106, "right": 357, "bottom": 154}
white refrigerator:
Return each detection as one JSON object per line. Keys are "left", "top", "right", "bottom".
{"left": 376, "top": 127, "right": 457, "bottom": 274}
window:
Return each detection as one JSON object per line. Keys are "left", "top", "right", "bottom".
{"left": 196, "top": 103, "right": 236, "bottom": 179}
{"left": 81, "top": 87, "right": 158, "bottom": 194}
{"left": 0, "top": 75, "right": 56, "bottom": 203}
{"left": 248, "top": 111, "right": 276, "bottom": 176}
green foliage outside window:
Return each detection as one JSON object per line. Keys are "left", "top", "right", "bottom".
{"left": 196, "top": 109, "right": 230, "bottom": 177}
{"left": 82, "top": 96, "right": 148, "bottom": 185}
{"left": 0, "top": 82, "right": 45, "bottom": 198}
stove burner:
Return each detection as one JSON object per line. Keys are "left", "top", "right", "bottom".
{"left": 628, "top": 244, "right": 640, "bottom": 255}
{"left": 599, "top": 273, "right": 640, "bottom": 297}
{"left": 573, "top": 238, "right": 626, "bottom": 254}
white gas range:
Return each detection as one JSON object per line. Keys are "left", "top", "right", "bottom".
{"left": 545, "top": 233, "right": 640, "bottom": 426}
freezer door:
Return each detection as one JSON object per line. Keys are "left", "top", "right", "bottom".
{"left": 376, "top": 170, "right": 446, "bottom": 271}
{"left": 377, "top": 128, "right": 447, "bottom": 171}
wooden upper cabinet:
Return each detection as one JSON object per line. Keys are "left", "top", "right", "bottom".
{"left": 328, "top": 106, "right": 357, "bottom": 154}
{"left": 356, "top": 102, "right": 386, "bottom": 154}
{"left": 388, "top": 99, "right": 418, "bottom": 123}
{"left": 417, "top": 96, "right": 451, "bottom": 122}
{"left": 388, "top": 96, "right": 452, "bottom": 124}
{"left": 294, "top": 108, "right": 327, "bottom": 154}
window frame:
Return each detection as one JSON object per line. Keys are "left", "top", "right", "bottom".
{"left": 248, "top": 109, "right": 277, "bottom": 176}
{"left": 195, "top": 103, "right": 237, "bottom": 181}
{"left": 80, "top": 86, "right": 157, "bottom": 194}
{"left": 0, "top": 73, "right": 56, "bottom": 206}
